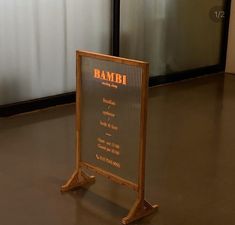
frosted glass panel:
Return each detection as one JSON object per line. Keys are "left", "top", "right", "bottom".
{"left": 80, "top": 56, "right": 142, "bottom": 183}
{"left": 0, "top": 0, "right": 111, "bottom": 105}
{"left": 120, "top": 0, "right": 226, "bottom": 77}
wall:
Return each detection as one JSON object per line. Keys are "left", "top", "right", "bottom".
{"left": 0, "top": 0, "right": 111, "bottom": 105}
{"left": 226, "top": 0, "right": 235, "bottom": 73}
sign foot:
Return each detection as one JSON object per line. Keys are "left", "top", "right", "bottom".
{"left": 61, "top": 170, "right": 95, "bottom": 192}
{"left": 122, "top": 200, "right": 158, "bottom": 224}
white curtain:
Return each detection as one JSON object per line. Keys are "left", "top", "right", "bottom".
{"left": 0, "top": 0, "right": 111, "bottom": 105}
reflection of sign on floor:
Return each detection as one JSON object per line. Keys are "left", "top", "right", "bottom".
{"left": 61, "top": 51, "right": 158, "bottom": 224}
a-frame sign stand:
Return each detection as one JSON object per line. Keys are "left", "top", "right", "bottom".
{"left": 61, "top": 51, "right": 158, "bottom": 224}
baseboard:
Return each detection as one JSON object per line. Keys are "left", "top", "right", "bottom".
{"left": 149, "top": 65, "right": 224, "bottom": 86}
{"left": 0, "top": 65, "right": 225, "bottom": 117}
{"left": 0, "top": 92, "right": 76, "bottom": 117}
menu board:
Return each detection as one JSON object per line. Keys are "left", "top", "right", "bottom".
{"left": 62, "top": 51, "right": 158, "bottom": 225}
{"left": 78, "top": 51, "right": 148, "bottom": 187}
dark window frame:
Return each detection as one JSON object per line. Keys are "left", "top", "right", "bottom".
{"left": 0, "top": 0, "right": 232, "bottom": 116}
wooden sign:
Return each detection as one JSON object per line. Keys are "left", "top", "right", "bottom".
{"left": 61, "top": 50, "right": 158, "bottom": 224}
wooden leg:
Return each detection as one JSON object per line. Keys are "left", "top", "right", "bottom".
{"left": 122, "top": 200, "right": 158, "bottom": 225}
{"left": 61, "top": 170, "right": 95, "bottom": 192}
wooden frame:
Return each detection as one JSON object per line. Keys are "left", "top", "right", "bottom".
{"left": 61, "top": 50, "right": 158, "bottom": 224}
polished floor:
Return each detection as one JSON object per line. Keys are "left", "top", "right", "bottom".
{"left": 0, "top": 73, "right": 235, "bottom": 225}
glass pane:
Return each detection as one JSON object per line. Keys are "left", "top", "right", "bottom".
{"left": 120, "top": 0, "right": 226, "bottom": 77}
{"left": 80, "top": 56, "right": 143, "bottom": 183}
{"left": 0, "top": 0, "right": 111, "bottom": 105}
